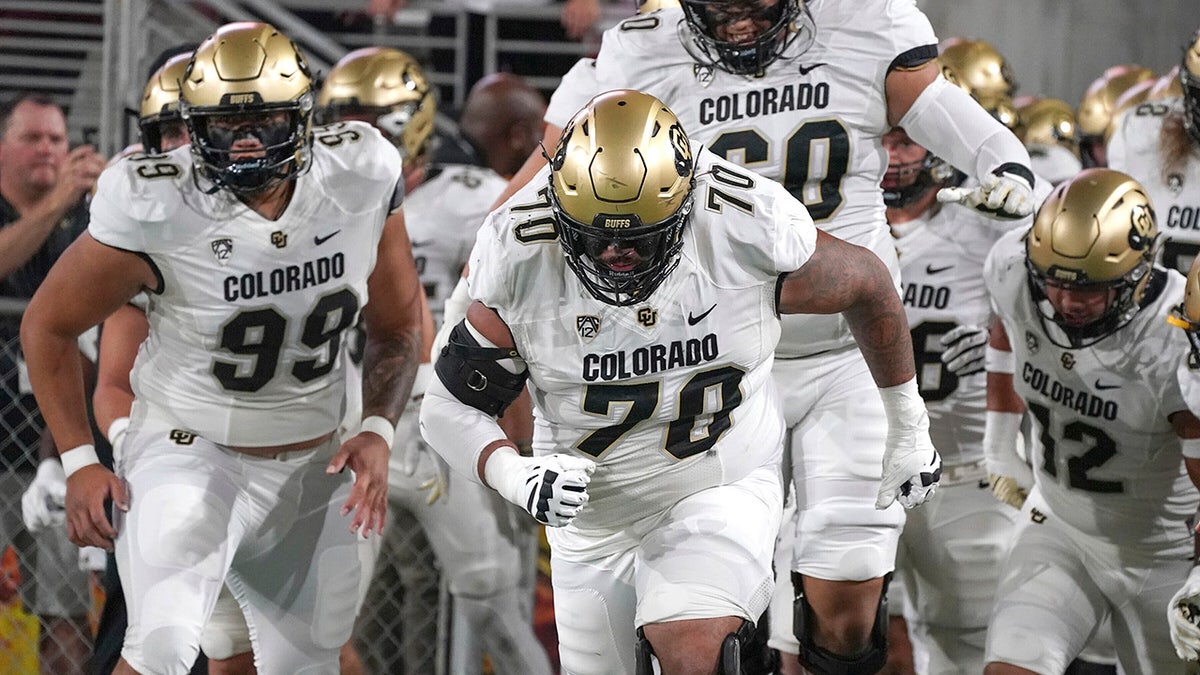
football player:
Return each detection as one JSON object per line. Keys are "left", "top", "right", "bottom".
{"left": 1166, "top": 254, "right": 1200, "bottom": 663}
{"left": 20, "top": 21, "right": 425, "bottom": 675}
{"left": 873, "top": 127, "right": 1021, "bottom": 673}
{"left": 489, "top": 2, "right": 1036, "bottom": 671}
{"left": 1076, "top": 64, "right": 1155, "bottom": 168}
{"left": 938, "top": 37, "right": 1020, "bottom": 130}
{"left": 983, "top": 168, "right": 1200, "bottom": 674}
{"left": 1015, "top": 97, "right": 1082, "bottom": 186}
{"left": 421, "top": 89, "right": 939, "bottom": 675}
{"left": 1108, "top": 29, "right": 1200, "bottom": 276}
{"left": 318, "top": 47, "right": 554, "bottom": 675}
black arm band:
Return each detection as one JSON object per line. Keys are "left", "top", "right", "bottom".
{"left": 887, "top": 44, "right": 938, "bottom": 73}
{"left": 433, "top": 320, "right": 528, "bottom": 417}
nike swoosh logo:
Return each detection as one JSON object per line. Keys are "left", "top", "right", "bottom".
{"left": 687, "top": 304, "right": 717, "bottom": 326}
{"left": 925, "top": 264, "right": 954, "bottom": 275}
{"left": 1094, "top": 380, "right": 1121, "bottom": 391}
{"left": 411, "top": 239, "right": 432, "bottom": 248}
{"left": 798, "top": 62, "right": 827, "bottom": 76}
{"left": 314, "top": 230, "right": 341, "bottom": 246}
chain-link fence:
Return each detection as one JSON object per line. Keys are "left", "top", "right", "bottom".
{"left": 355, "top": 506, "right": 450, "bottom": 675}
{"left": 0, "top": 304, "right": 101, "bottom": 675}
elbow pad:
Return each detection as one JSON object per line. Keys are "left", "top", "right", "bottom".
{"left": 433, "top": 320, "right": 528, "bottom": 417}
{"left": 899, "top": 76, "right": 1032, "bottom": 184}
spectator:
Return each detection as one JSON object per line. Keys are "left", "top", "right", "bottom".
{"left": 0, "top": 92, "right": 105, "bottom": 675}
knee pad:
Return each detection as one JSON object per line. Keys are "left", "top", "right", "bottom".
{"left": 637, "top": 621, "right": 761, "bottom": 675}
{"left": 717, "top": 620, "right": 758, "bottom": 674}
{"left": 636, "top": 627, "right": 655, "bottom": 675}
{"left": 792, "top": 572, "right": 889, "bottom": 675}
{"left": 741, "top": 611, "right": 780, "bottom": 675}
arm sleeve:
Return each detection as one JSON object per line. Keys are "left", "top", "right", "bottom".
{"left": 899, "top": 76, "right": 1033, "bottom": 184}
{"left": 419, "top": 374, "right": 507, "bottom": 485}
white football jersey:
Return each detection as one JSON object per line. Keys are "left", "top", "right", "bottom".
{"left": 985, "top": 227, "right": 1197, "bottom": 549}
{"left": 468, "top": 145, "right": 816, "bottom": 531}
{"left": 405, "top": 164, "right": 507, "bottom": 324}
{"left": 894, "top": 204, "right": 1002, "bottom": 467}
{"left": 546, "top": 0, "right": 937, "bottom": 357}
{"left": 1108, "top": 99, "right": 1200, "bottom": 275}
{"left": 89, "top": 121, "right": 403, "bottom": 446}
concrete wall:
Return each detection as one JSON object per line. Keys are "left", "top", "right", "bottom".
{"left": 917, "top": 0, "right": 1197, "bottom": 106}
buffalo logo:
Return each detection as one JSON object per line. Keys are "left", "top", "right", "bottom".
{"left": 694, "top": 64, "right": 715, "bottom": 87}
{"left": 1061, "top": 352, "right": 1075, "bottom": 370}
{"left": 211, "top": 238, "right": 233, "bottom": 266}
{"left": 668, "top": 122, "right": 693, "bottom": 177}
{"left": 1169, "top": 173, "right": 1185, "bottom": 195}
{"left": 1127, "top": 203, "right": 1156, "bottom": 250}
{"left": 550, "top": 121, "right": 573, "bottom": 171}
{"left": 637, "top": 306, "right": 657, "bottom": 328}
{"left": 1025, "top": 331, "right": 1039, "bottom": 354}
{"left": 576, "top": 315, "right": 601, "bottom": 343}
{"left": 271, "top": 231, "right": 288, "bottom": 249}
{"left": 169, "top": 429, "right": 196, "bottom": 446}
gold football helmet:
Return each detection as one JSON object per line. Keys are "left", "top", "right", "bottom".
{"left": 1016, "top": 97, "right": 1078, "bottom": 155}
{"left": 318, "top": 47, "right": 436, "bottom": 170}
{"left": 1026, "top": 168, "right": 1159, "bottom": 347}
{"left": 1183, "top": 29, "right": 1200, "bottom": 144}
{"left": 1149, "top": 65, "right": 1183, "bottom": 102}
{"left": 1168, "top": 256, "right": 1200, "bottom": 367}
{"left": 679, "top": 0, "right": 814, "bottom": 77}
{"left": 939, "top": 38, "right": 1018, "bottom": 128}
{"left": 637, "top": 0, "right": 680, "bottom": 12}
{"left": 179, "top": 21, "right": 315, "bottom": 194}
{"left": 1076, "top": 64, "right": 1154, "bottom": 166}
{"left": 139, "top": 52, "right": 191, "bottom": 153}
{"left": 549, "top": 89, "right": 694, "bottom": 306}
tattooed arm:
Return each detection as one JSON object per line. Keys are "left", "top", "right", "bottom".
{"left": 778, "top": 229, "right": 915, "bottom": 388}
{"left": 327, "top": 209, "right": 425, "bottom": 536}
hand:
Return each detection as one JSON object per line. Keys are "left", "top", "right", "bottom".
{"left": 65, "top": 464, "right": 128, "bottom": 551}
{"left": 48, "top": 145, "right": 106, "bottom": 210}
{"left": 1170, "top": 566, "right": 1200, "bottom": 660}
{"left": 561, "top": 0, "right": 601, "bottom": 39}
{"left": 877, "top": 431, "right": 942, "bottom": 510}
{"left": 984, "top": 411, "right": 1032, "bottom": 510}
{"left": 939, "top": 325, "right": 987, "bottom": 377}
{"left": 399, "top": 437, "right": 449, "bottom": 505}
{"left": 486, "top": 449, "right": 595, "bottom": 527}
{"left": 988, "top": 474, "right": 1029, "bottom": 510}
{"left": 327, "top": 432, "right": 391, "bottom": 537}
{"left": 22, "top": 459, "right": 67, "bottom": 533}
{"left": 937, "top": 166, "right": 1035, "bottom": 219}
{"left": 877, "top": 381, "right": 942, "bottom": 510}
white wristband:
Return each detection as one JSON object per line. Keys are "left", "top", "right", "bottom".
{"left": 986, "top": 346, "right": 1015, "bottom": 375}
{"left": 60, "top": 444, "right": 101, "bottom": 479}
{"left": 878, "top": 377, "right": 926, "bottom": 429}
{"left": 482, "top": 445, "right": 526, "bottom": 505}
{"left": 1182, "top": 436, "right": 1200, "bottom": 460}
{"left": 107, "top": 416, "right": 130, "bottom": 447}
{"left": 360, "top": 415, "right": 397, "bottom": 449}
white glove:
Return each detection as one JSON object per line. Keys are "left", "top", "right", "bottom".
{"left": 937, "top": 167, "right": 1035, "bottom": 219}
{"left": 1170, "top": 566, "right": 1200, "bottom": 660}
{"left": 22, "top": 459, "right": 67, "bottom": 533}
{"left": 399, "top": 437, "right": 449, "bottom": 505}
{"left": 984, "top": 411, "right": 1033, "bottom": 510}
{"left": 939, "top": 325, "right": 987, "bottom": 377}
{"left": 876, "top": 379, "right": 942, "bottom": 510}
{"left": 484, "top": 448, "right": 595, "bottom": 527}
